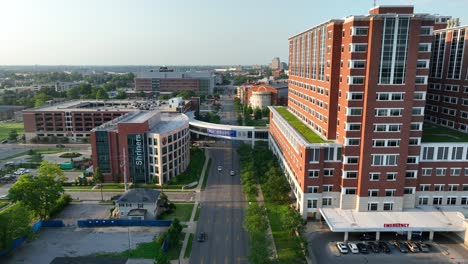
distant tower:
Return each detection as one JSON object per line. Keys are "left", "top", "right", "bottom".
{"left": 270, "top": 57, "right": 281, "bottom": 70}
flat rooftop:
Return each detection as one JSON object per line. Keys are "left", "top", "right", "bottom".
{"left": 149, "top": 113, "right": 189, "bottom": 134}
{"left": 320, "top": 207, "right": 466, "bottom": 232}
{"left": 422, "top": 123, "right": 468, "bottom": 143}
{"left": 274, "top": 106, "right": 327, "bottom": 144}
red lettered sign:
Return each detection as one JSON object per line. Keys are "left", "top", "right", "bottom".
{"left": 383, "top": 223, "right": 410, "bottom": 228}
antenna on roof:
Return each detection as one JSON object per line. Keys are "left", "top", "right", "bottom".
{"left": 373, "top": 0, "right": 376, "bottom": 7}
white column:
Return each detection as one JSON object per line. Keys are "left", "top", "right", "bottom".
{"left": 376, "top": 232, "right": 381, "bottom": 241}
{"left": 407, "top": 232, "right": 412, "bottom": 241}
{"left": 429, "top": 231, "right": 434, "bottom": 241}
{"left": 344, "top": 232, "right": 349, "bottom": 241}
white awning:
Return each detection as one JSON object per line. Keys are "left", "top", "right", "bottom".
{"left": 319, "top": 207, "right": 466, "bottom": 232}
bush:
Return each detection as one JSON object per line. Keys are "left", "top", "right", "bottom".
{"left": 59, "top": 152, "right": 82, "bottom": 158}
{"left": 49, "top": 194, "right": 72, "bottom": 218}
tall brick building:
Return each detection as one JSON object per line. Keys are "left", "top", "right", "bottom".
{"left": 269, "top": 6, "right": 468, "bottom": 239}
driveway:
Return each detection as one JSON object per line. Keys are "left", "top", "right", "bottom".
{"left": 3, "top": 226, "right": 166, "bottom": 264}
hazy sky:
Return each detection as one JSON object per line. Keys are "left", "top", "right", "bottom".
{"left": 0, "top": 0, "right": 467, "bottom": 65}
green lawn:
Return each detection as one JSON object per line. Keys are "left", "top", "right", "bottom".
{"left": 164, "top": 148, "right": 206, "bottom": 189}
{"left": 274, "top": 107, "right": 327, "bottom": 143}
{"left": 64, "top": 185, "right": 94, "bottom": 189}
{"left": 0, "top": 122, "right": 24, "bottom": 141}
{"left": 266, "top": 202, "right": 306, "bottom": 264}
{"left": 0, "top": 200, "right": 10, "bottom": 210}
{"left": 34, "top": 148, "right": 67, "bottom": 154}
{"left": 158, "top": 203, "right": 194, "bottom": 222}
{"left": 184, "top": 233, "right": 194, "bottom": 258}
{"left": 194, "top": 206, "right": 201, "bottom": 221}
{"left": 422, "top": 123, "right": 468, "bottom": 142}
{"left": 101, "top": 233, "right": 184, "bottom": 259}
{"left": 201, "top": 158, "right": 211, "bottom": 191}
{"left": 101, "top": 184, "right": 126, "bottom": 189}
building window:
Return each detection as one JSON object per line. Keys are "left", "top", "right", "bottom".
{"left": 323, "top": 185, "right": 333, "bottom": 192}
{"left": 435, "top": 184, "right": 445, "bottom": 191}
{"left": 138, "top": 203, "right": 144, "bottom": 209}
{"left": 418, "top": 43, "right": 432, "bottom": 52}
{"left": 349, "top": 92, "right": 364, "bottom": 100}
{"left": 346, "top": 138, "right": 360, "bottom": 146}
{"left": 420, "top": 184, "right": 430, "bottom": 192}
{"left": 348, "top": 76, "right": 365, "bottom": 85}
{"left": 344, "top": 188, "right": 357, "bottom": 195}
{"left": 369, "top": 173, "right": 380, "bottom": 181}
{"left": 419, "top": 197, "right": 429, "bottom": 205}
{"left": 451, "top": 168, "right": 461, "bottom": 176}
{"left": 322, "top": 198, "right": 332, "bottom": 206}
{"left": 307, "top": 199, "right": 318, "bottom": 209}
{"left": 345, "top": 156, "right": 359, "bottom": 164}
{"left": 422, "top": 168, "right": 432, "bottom": 176}
{"left": 386, "top": 172, "right": 396, "bottom": 181}
{"left": 385, "top": 189, "right": 396, "bottom": 197}
{"left": 416, "top": 60, "right": 429, "bottom": 68}
{"left": 347, "top": 108, "right": 363, "bottom": 116}
{"left": 409, "top": 138, "right": 420, "bottom": 145}
{"left": 308, "top": 170, "right": 319, "bottom": 178}
{"left": 415, "top": 76, "right": 428, "bottom": 84}
{"left": 307, "top": 186, "right": 319, "bottom": 193}
{"left": 344, "top": 171, "right": 357, "bottom": 179}
{"left": 349, "top": 60, "right": 366, "bottom": 69}
{"left": 420, "top": 26, "right": 433, "bottom": 36}
{"left": 368, "top": 189, "right": 379, "bottom": 197}
{"left": 407, "top": 156, "right": 418, "bottom": 164}
{"left": 324, "top": 169, "right": 334, "bottom": 177}
{"left": 352, "top": 27, "right": 368, "bottom": 36}
{"left": 351, "top": 44, "right": 367, "bottom": 53}
{"left": 404, "top": 187, "right": 415, "bottom": 194}
{"left": 383, "top": 203, "right": 393, "bottom": 211}
{"left": 405, "top": 171, "right": 417, "bottom": 179}
{"left": 447, "top": 197, "right": 457, "bottom": 205}
{"left": 367, "top": 203, "right": 378, "bottom": 211}
{"left": 436, "top": 168, "right": 447, "bottom": 176}
{"left": 433, "top": 197, "right": 443, "bottom": 205}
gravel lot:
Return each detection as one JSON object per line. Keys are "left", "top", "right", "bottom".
{"left": 57, "top": 203, "right": 112, "bottom": 225}
{"left": 3, "top": 226, "right": 166, "bottom": 264}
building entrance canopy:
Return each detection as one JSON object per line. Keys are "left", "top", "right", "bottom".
{"left": 319, "top": 208, "right": 466, "bottom": 232}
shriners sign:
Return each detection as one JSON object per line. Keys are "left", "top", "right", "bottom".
{"left": 135, "top": 134, "right": 143, "bottom": 166}
{"left": 384, "top": 223, "right": 410, "bottom": 228}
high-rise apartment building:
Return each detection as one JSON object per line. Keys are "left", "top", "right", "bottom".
{"left": 268, "top": 6, "right": 468, "bottom": 238}
{"left": 426, "top": 22, "right": 468, "bottom": 132}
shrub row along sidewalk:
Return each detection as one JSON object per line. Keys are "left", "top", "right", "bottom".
{"left": 238, "top": 142, "right": 307, "bottom": 264}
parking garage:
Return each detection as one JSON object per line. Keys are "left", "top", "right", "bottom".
{"left": 319, "top": 208, "right": 466, "bottom": 242}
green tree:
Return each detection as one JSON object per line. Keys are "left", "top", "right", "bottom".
{"left": 66, "top": 87, "right": 80, "bottom": 99}
{"left": 247, "top": 105, "right": 254, "bottom": 115}
{"left": 233, "top": 76, "right": 248, "bottom": 86}
{"left": 77, "top": 83, "right": 93, "bottom": 95}
{"left": 34, "top": 93, "right": 50, "bottom": 107}
{"left": 248, "top": 231, "right": 272, "bottom": 264}
{"left": 243, "top": 203, "right": 268, "bottom": 234}
{"left": 237, "top": 115, "right": 243, "bottom": 126}
{"left": 277, "top": 73, "right": 288, "bottom": 79}
{"left": 0, "top": 203, "right": 33, "bottom": 250}
{"left": 280, "top": 206, "right": 304, "bottom": 236}
{"left": 262, "top": 166, "right": 290, "bottom": 202}
{"left": 254, "top": 107, "right": 262, "bottom": 120}
{"left": 95, "top": 87, "right": 109, "bottom": 100}
{"left": 262, "top": 107, "right": 270, "bottom": 117}
{"left": 116, "top": 89, "right": 127, "bottom": 99}
{"left": 8, "top": 129, "right": 18, "bottom": 141}
{"left": 8, "top": 161, "right": 65, "bottom": 220}
{"left": 154, "top": 249, "right": 170, "bottom": 264}
{"left": 93, "top": 167, "right": 104, "bottom": 201}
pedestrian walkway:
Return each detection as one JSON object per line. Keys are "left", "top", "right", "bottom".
{"left": 256, "top": 184, "right": 278, "bottom": 259}
{"left": 177, "top": 148, "right": 210, "bottom": 263}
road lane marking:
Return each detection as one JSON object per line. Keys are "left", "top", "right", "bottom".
{"left": 212, "top": 256, "right": 216, "bottom": 264}
{"left": 225, "top": 256, "right": 229, "bottom": 264}
{"left": 200, "top": 256, "right": 204, "bottom": 264}
{"left": 237, "top": 257, "right": 240, "bottom": 264}
{"left": 237, "top": 235, "right": 239, "bottom": 241}
{"left": 226, "top": 235, "right": 229, "bottom": 241}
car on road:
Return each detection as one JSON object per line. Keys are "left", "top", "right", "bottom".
{"left": 218, "top": 166, "right": 222, "bottom": 172}
{"left": 197, "top": 232, "right": 206, "bottom": 242}
{"left": 416, "top": 242, "right": 430, "bottom": 252}
{"left": 378, "top": 241, "right": 391, "bottom": 253}
{"left": 391, "top": 241, "right": 408, "bottom": 253}
{"left": 356, "top": 243, "right": 368, "bottom": 254}
{"left": 405, "top": 241, "right": 420, "bottom": 253}
{"left": 360, "top": 233, "right": 376, "bottom": 241}
{"left": 0, "top": 195, "right": 9, "bottom": 200}
{"left": 1, "top": 140, "right": 8, "bottom": 144}
{"left": 347, "top": 242, "right": 359, "bottom": 254}
{"left": 367, "top": 241, "right": 380, "bottom": 253}
{"left": 230, "top": 170, "right": 235, "bottom": 176}
{"left": 56, "top": 144, "right": 65, "bottom": 148}
{"left": 336, "top": 242, "right": 348, "bottom": 254}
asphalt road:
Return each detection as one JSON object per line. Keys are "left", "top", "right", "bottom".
{"left": 190, "top": 144, "right": 249, "bottom": 262}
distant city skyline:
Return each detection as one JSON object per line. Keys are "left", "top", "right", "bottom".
{"left": 0, "top": 0, "right": 467, "bottom": 65}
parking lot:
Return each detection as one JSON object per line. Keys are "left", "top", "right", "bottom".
{"left": 3, "top": 226, "right": 167, "bottom": 264}
{"left": 307, "top": 221, "right": 468, "bottom": 264}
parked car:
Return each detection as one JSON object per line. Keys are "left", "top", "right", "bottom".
{"left": 416, "top": 242, "right": 430, "bottom": 252}
{"left": 218, "top": 165, "right": 222, "bottom": 172}
{"left": 360, "top": 233, "right": 376, "bottom": 241}
{"left": 356, "top": 243, "right": 368, "bottom": 254}
{"left": 1, "top": 140, "right": 8, "bottom": 144}
{"left": 197, "top": 232, "right": 206, "bottom": 242}
{"left": 230, "top": 170, "right": 235, "bottom": 176}
{"left": 336, "top": 242, "right": 348, "bottom": 254}
{"left": 391, "top": 241, "right": 408, "bottom": 253}
{"left": 378, "top": 241, "right": 391, "bottom": 253}
{"left": 367, "top": 241, "right": 380, "bottom": 253}
{"left": 405, "top": 241, "right": 420, "bottom": 253}
{"left": 0, "top": 195, "right": 9, "bottom": 200}
{"left": 347, "top": 242, "right": 359, "bottom": 254}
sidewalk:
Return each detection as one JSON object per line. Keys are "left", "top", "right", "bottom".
{"left": 256, "top": 184, "right": 278, "bottom": 259}
{"left": 177, "top": 148, "right": 210, "bottom": 263}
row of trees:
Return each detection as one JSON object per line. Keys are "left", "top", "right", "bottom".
{"left": 238, "top": 143, "right": 306, "bottom": 263}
